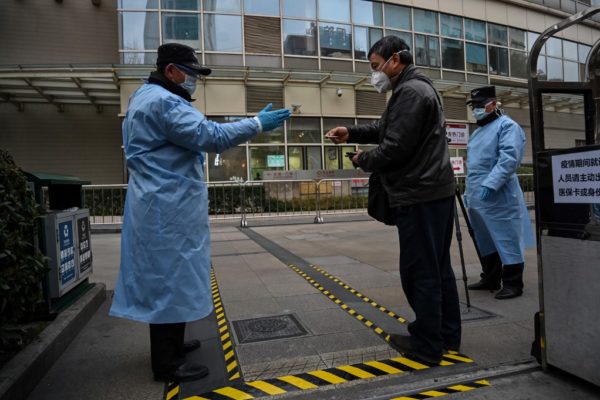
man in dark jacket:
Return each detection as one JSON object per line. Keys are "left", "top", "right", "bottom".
{"left": 326, "top": 36, "right": 461, "bottom": 364}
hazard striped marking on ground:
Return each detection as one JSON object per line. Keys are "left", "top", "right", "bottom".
{"left": 309, "top": 264, "right": 408, "bottom": 324}
{"left": 165, "top": 381, "right": 179, "bottom": 400}
{"left": 211, "top": 269, "right": 242, "bottom": 382}
{"left": 388, "top": 379, "right": 491, "bottom": 399}
{"left": 179, "top": 356, "right": 479, "bottom": 400}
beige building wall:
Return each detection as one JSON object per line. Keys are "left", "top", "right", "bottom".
{"left": 0, "top": 103, "right": 123, "bottom": 184}
{"left": 0, "top": 0, "right": 119, "bottom": 65}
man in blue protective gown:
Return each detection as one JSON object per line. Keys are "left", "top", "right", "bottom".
{"left": 463, "top": 86, "right": 535, "bottom": 300}
{"left": 109, "top": 43, "right": 290, "bottom": 382}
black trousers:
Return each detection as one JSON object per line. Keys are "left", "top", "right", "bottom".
{"left": 149, "top": 322, "right": 186, "bottom": 375}
{"left": 393, "top": 195, "right": 462, "bottom": 359}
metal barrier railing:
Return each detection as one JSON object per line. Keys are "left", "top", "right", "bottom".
{"left": 81, "top": 174, "right": 534, "bottom": 226}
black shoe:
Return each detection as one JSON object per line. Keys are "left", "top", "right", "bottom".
{"left": 467, "top": 279, "right": 500, "bottom": 291}
{"left": 183, "top": 339, "right": 201, "bottom": 353}
{"left": 153, "top": 362, "right": 209, "bottom": 383}
{"left": 494, "top": 286, "right": 523, "bottom": 300}
{"left": 388, "top": 334, "right": 441, "bottom": 365}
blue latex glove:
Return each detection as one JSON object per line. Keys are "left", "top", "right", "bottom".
{"left": 480, "top": 186, "right": 494, "bottom": 201}
{"left": 257, "top": 103, "right": 291, "bottom": 132}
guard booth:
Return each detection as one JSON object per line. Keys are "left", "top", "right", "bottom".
{"left": 528, "top": 7, "right": 600, "bottom": 387}
{"left": 24, "top": 172, "right": 93, "bottom": 309}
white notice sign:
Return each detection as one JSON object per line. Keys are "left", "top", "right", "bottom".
{"left": 446, "top": 123, "right": 469, "bottom": 146}
{"left": 551, "top": 149, "right": 600, "bottom": 204}
{"left": 450, "top": 157, "right": 465, "bottom": 175}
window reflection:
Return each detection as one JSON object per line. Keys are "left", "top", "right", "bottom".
{"left": 510, "top": 50, "right": 527, "bottom": 79}
{"left": 208, "top": 146, "right": 247, "bottom": 181}
{"left": 441, "top": 38, "right": 464, "bottom": 70}
{"left": 283, "top": 20, "right": 317, "bottom": 56}
{"left": 547, "top": 57, "right": 563, "bottom": 81}
{"left": 564, "top": 60, "right": 579, "bottom": 82}
{"left": 441, "top": 14, "right": 462, "bottom": 38}
{"left": 161, "top": 0, "right": 200, "bottom": 10}
{"left": 354, "top": 26, "right": 383, "bottom": 60}
{"left": 414, "top": 9, "right": 438, "bottom": 35}
{"left": 319, "top": 23, "right": 352, "bottom": 58}
{"left": 250, "top": 146, "right": 285, "bottom": 178}
{"left": 162, "top": 13, "right": 201, "bottom": 48}
{"left": 244, "top": 0, "right": 279, "bottom": 16}
{"left": 287, "top": 117, "right": 321, "bottom": 143}
{"left": 489, "top": 46, "right": 509, "bottom": 76}
{"left": 319, "top": 0, "right": 350, "bottom": 22}
{"left": 324, "top": 146, "right": 341, "bottom": 170}
{"left": 204, "top": 14, "right": 242, "bottom": 52}
{"left": 351, "top": 0, "right": 383, "bottom": 26}
{"left": 563, "top": 41, "right": 578, "bottom": 61}
{"left": 282, "top": 0, "right": 316, "bottom": 18}
{"left": 466, "top": 43, "right": 487, "bottom": 73}
{"left": 487, "top": 23, "right": 507, "bottom": 46}
{"left": 203, "top": 0, "right": 240, "bottom": 13}
{"left": 465, "top": 18, "right": 485, "bottom": 42}
{"left": 384, "top": 4, "right": 411, "bottom": 30}
{"left": 121, "top": 12, "right": 159, "bottom": 50}
{"left": 119, "top": 0, "right": 159, "bottom": 8}
{"left": 415, "top": 34, "right": 439, "bottom": 68}
{"left": 509, "top": 27, "right": 526, "bottom": 50}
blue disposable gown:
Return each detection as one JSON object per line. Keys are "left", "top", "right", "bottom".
{"left": 109, "top": 83, "right": 260, "bottom": 324}
{"left": 464, "top": 115, "right": 535, "bottom": 265}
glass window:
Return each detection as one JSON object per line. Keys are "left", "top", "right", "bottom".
{"left": 384, "top": 4, "right": 410, "bottom": 30}
{"left": 386, "top": 30, "right": 412, "bottom": 51}
{"left": 428, "top": 36, "right": 440, "bottom": 67}
{"left": 488, "top": 46, "right": 509, "bottom": 76}
{"left": 323, "top": 118, "right": 354, "bottom": 133}
{"left": 487, "top": 23, "right": 507, "bottom": 46}
{"left": 341, "top": 145, "right": 356, "bottom": 169}
{"left": 203, "top": 0, "right": 240, "bottom": 13}
{"left": 441, "top": 38, "right": 464, "bottom": 70}
{"left": 204, "top": 14, "right": 242, "bottom": 52}
{"left": 119, "top": 0, "right": 159, "bottom": 8}
{"left": 250, "top": 146, "right": 285, "bottom": 178}
{"left": 510, "top": 50, "right": 527, "bottom": 79}
{"left": 354, "top": 26, "right": 383, "bottom": 60}
{"left": 251, "top": 125, "right": 284, "bottom": 143}
{"left": 319, "top": 0, "right": 350, "bottom": 22}
{"left": 537, "top": 55, "right": 547, "bottom": 80}
{"left": 307, "top": 146, "right": 322, "bottom": 170}
{"left": 441, "top": 14, "right": 462, "bottom": 38}
{"left": 579, "top": 44, "right": 591, "bottom": 63}
{"left": 283, "top": 20, "right": 317, "bottom": 56}
{"left": 319, "top": 22, "right": 352, "bottom": 58}
{"left": 547, "top": 57, "right": 563, "bottom": 81}
{"left": 162, "top": 13, "right": 201, "bottom": 48}
{"left": 546, "top": 37, "right": 562, "bottom": 57}
{"left": 414, "top": 9, "right": 438, "bottom": 34}
{"left": 324, "top": 146, "right": 341, "bottom": 170}
{"left": 466, "top": 43, "right": 487, "bottom": 73}
{"left": 244, "top": 0, "right": 279, "bottom": 16}
{"left": 352, "top": 0, "right": 382, "bottom": 26}
{"left": 288, "top": 146, "right": 304, "bottom": 170}
{"left": 564, "top": 60, "right": 579, "bottom": 81}
{"left": 509, "top": 27, "right": 526, "bottom": 50}
{"left": 283, "top": 0, "right": 316, "bottom": 19}
{"left": 287, "top": 117, "right": 321, "bottom": 143}
{"left": 208, "top": 146, "right": 247, "bottom": 182}
{"left": 415, "top": 34, "right": 439, "bottom": 67}
{"left": 415, "top": 34, "right": 427, "bottom": 65}
{"left": 464, "top": 18, "right": 485, "bottom": 42}
{"left": 122, "top": 52, "right": 158, "bottom": 64}
{"left": 563, "top": 40, "right": 578, "bottom": 60}
{"left": 121, "top": 12, "right": 159, "bottom": 50}
{"left": 161, "top": 0, "right": 200, "bottom": 10}
{"left": 527, "top": 31, "right": 545, "bottom": 54}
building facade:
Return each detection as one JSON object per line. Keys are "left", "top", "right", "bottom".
{"left": 1, "top": 0, "right": 598, "bottom": 183}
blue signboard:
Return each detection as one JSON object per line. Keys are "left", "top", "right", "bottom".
{"left": 58, "top": 220, "right": 76, "bottom": 285}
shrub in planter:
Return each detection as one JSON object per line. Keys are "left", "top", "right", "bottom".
{"left": 0, "top": 150, "right": 48, "bottom": 357}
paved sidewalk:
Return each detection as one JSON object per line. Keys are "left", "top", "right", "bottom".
{"left": 25, "top": 215, "right": 599, "bottom": 399}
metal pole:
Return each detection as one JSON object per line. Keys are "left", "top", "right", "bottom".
{"left": 455, "top": 188, "right": 484, "bottom": 270}
{"left": 453, "top": 197, "right": 471, "bottom": 309}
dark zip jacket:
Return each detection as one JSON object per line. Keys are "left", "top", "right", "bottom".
{"left": 348, "top": 64, "right": 455, "bottom": 207}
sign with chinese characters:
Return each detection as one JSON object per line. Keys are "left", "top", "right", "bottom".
{"left": 267, "top": 154, "right": 285, "bottom": 168}
{"left": 551, "top": 149, "right": 600, "bottom": 204}
{"left": 446, "top": 123, "right": 469, "bottom": 146}
{"left": 450, "top": 157, "right": 465, "bottom": 175}
{"left": 262, "top": 169, "right": 370, "bottom": 181}
{"left": 58, "top": 220, "right": 76, "bottom": 285}
{"left": 77, "top": 216, "right": 92, "bottom": 273}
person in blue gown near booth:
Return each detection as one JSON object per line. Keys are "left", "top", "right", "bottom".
{"left": 109, "top": 43, "right": 290, "bottom": 383}
{"left": 463, "top": 86, "right": 535, "bottom": 300}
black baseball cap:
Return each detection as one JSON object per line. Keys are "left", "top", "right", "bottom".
{"left": 156, "top": 43, "right": 211, "bottom": 76}
{"left": 466, "top": 85, "right": 496, "bottom": 105}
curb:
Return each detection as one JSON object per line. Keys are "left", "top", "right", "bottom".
{"left": 0, "top": 283, "right": 106, "bottom": 400}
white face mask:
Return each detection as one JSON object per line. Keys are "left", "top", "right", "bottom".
{"left": 370, "top": 51, "right": 401, "bottom": 93}
{"left": 180, "top": 74, "right": 197, "bottom": 95}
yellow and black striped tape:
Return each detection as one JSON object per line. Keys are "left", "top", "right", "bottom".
{"left": 288, "top": 264, "right": 472, "bottom": 366}
{"left": 389, "top": 379, "right": 490, "bottom": 399}
{"left": 309, "top": 264, "right": 407, "bottom": 324}
{"left": 181, "top": 356, "right": 477, "bottom": 400}
{"left": 211, "top": 269, "right": 242, "bottom": 381}
{"left": 165, "top": 381, "right": 179, "bottom": 400}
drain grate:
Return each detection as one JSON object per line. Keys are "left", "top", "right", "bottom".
{"left": 232, "top": 314, "right": 309, "bottom": 344}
